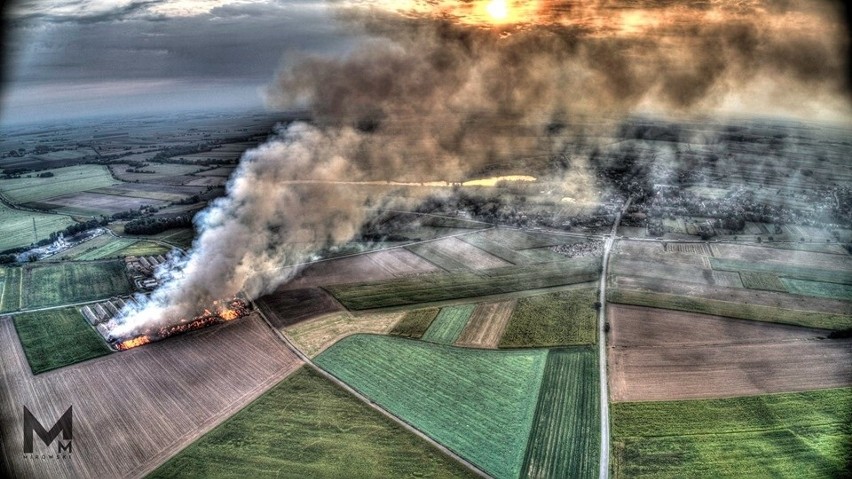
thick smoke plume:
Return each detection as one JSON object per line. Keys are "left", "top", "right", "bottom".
{"left": 115, "top": 0, "right": 850, "bottom": 335}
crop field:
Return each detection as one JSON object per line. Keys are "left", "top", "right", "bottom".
{"left": 315, "top": 334, "right": 548, "bottom": 479}
{"left": 27, "top": 191, "right": 169, "bottom": 216}
{"left": 12, "top": 307, "right": 111, "bottom": 374}
{"left": 608, "top": 289, "right": 852, "bottom": 330}
{"left": 518, "top": 247, "right": 577, "bottom": 264}
{"left": 781, "top": 278, "right": 852, "bottom": 301}
{"left": 477, "top": 228, "right": 589, "bottom": 250}
{"left": 0, "top": 203, "right": 75, "bottom": 252}
{"left": 406, "top": 237, "right": 510, "bottom": 271}
{"left": 115, "top": 240, "right": 171, "bottom": 257}
{"left": 522, "top": 348, "right": 599, "bottom": 479}
{"left": 49, "top": 234, "right": 132, "bottom": 260}
{"left": 149, "top": 367, "right": 477, "bottom": 479}
{"left": 145, "top": 227, "right": 196, "bottom": 248}
{"left": 455, "top": 300, "right": 516, "bottom": 348}
{"left": 0, "top": 267, "right": 22, "bottom": 312}
{"left": 195, "top": 166, "right": 237, "bottom": 176}
{"left": 286, "top": 311, "right": 404, "bottom": 357}
{"left": 739, "top": 271, "right": 788, "bottom": 292}
{"left": 614, "top": 275, "right": 852, "bottom": 315}
{"left": 612, "top": 388, "right": 852, "bottom": 478}
{"left": 0, "top": 316, "right": 302, "bottom": 479}
{"left": 500, "top": 288, "right": 597, "bottom": 348}
{"left": 282, "top": 249, "right": 439, "bottom": 290}
{"left": 608, "top": 304, "right": 852, "bottom": 401}
{"left": 613, "top": 259, "right": 742, "bottom": 288}
{"left": 255, "top": 287, "right": 342, "bottom": 329}
{"left": 421, "top": 304, "right": 476, "bottom": 344}
{"left": 91, "top": 186, "right": 194, "bottom": 202}
{"left": 457, "top": 234, "right": 532, "bottom": 264}
{"left": 388, "top": 308, "right": 440, "bottom": 338}
{"left": 0, "top": 165, "right": 119, "bottom": 203}
{"left": 711, "top": 257, "right": 852, "bottom": 284}
{"left": 710, "top": 243, "right": 852, "bottom": 272}
{"left": 22, "top": 260, "right": 133, "bottom": 309}
{"left": 614, "top": 240, "right": 708, "bottom": 267}
{"left": 110, "top": 163, "right": 202, "bottom": 183}
{"left": 327, "top": 258, "right": 600, "bottom": 310}
{"left": 608, "top": 305, "right": 827, "bottom": 348}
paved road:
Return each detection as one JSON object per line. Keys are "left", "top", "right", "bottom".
{"left": 598, "top": 197, "right": 631, "bottom": 479}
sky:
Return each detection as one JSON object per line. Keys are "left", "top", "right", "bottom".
{"left": 0, "top": 0, "right": 358, "bottom": 125}
{"left": 2, "top": 1, "right": 850, "bottom": 126}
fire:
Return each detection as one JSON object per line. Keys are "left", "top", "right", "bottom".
{"left": 117, "top": 336, "right": 151, "bottom": 350}
{"left": 111, "top": 298, "right": 252, "bottom": 351}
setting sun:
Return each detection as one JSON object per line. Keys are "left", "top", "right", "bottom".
{"left": 485, "top": 0, "right": 509, "bottom": 22}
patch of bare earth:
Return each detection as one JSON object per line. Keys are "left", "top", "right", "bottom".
{"left": 455, "top": 300, "right": 516, "bottom": 348}
{"left": 607, "top": 305, "right": 852, "bottom": 401}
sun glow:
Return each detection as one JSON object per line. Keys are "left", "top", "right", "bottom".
{"left": 485, "top": 0, "right": 509, "bottom": 23}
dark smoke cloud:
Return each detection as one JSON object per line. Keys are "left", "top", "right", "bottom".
{"left": 116, "top": 0, "right": 851, "bottom": 335}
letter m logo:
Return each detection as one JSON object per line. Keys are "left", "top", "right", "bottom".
{"left": 23, "top": 406, "right": 72, "bottom": 454}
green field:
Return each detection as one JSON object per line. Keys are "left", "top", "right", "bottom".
{"left": 145, "top": 228, "right": 195, "bottom": 249}
{"left": 500, "top": 288, "right": 597, "bottom": 348}
{"left": 0, "top": 267, "right": 23, "bottom": 313}
{"left": 22, "top": 261, "right": 133, "bottom": 309}
{"left": 326, "top": 259, "right": 600, "bottom": 310}
{"left": 0, "top": 203, "right": 76, "bottom": 252}
{"left": 739, "top": 271, "right": 789, "bottom": 292}
{"left": 522, "top": 348, "right": 599, "bottom": 479}
{"left": 781, "top": 278, "right": 852, "bottom": 301}
{"left": 12, "top": 307, "right": 112, "bottom": 374}
{"left": 711, "top": 257, "right": 852, "bottom": 285}
{"left": 149, "top": 367, "right": 476, "bottom": 479}
{"left": 612, "top": 388, "right": 852, "bottom": 479}
{"left": 53, "top": 235, "right": 172, "bottom": 261}
{"left": 315, "top": 334, "right": 548, "bottom": 479}
{"left": 608, "top": 289, "right": 852, "bottom": 330}
{"left": 421, "top": 305, "right": 476, "bottom": 344}
{"left": 0, "top": 164, "right": 119, "bottom": 204}
{"left": 389, "top": 308, "right": 440, "bottom": 339}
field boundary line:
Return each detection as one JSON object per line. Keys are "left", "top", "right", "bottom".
{"left": 253, "top": 304, "right": 493, "bottom": 479}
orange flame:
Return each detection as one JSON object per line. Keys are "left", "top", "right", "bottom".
{"left": 219, "top": 309, "right": 239, "bottom": 321}
{"left": 117, "top": 336, "right": 151, "bottom": 350}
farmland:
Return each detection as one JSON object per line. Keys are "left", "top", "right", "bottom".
{"left": 455, "top": 300, "right": 516, "bottom": 348}
{"left": 709, "top": 243, "right": 852, "bottom": 272}
{"left": 150, "top": 367, "right": 477, "bottom": 479}
{"left": 522, "top": 348, "right": 599, "bottom": 479}
{"left": 326, "top": 258, "right": 600, "bottom": 310}
{"left": 710, "top": 257, "right": 852, "bottom": 285}
{"left": 0, "top": 203, "right": 75, "bottom": 252}
{"left": 12, "top": 307, "right": 111, "bottom": 374}
{"left": 255, "top": 287, "right": 342, "bottom": 329}
{"left": 285, "top": 311, "right": 404, "bottom": 357}
{"left": 607, "top": 305, "right": 852, "bottom": 401}
{"left": 0, "top": 267, "right": 22, "bottom": 312}
{"left": 608, "top": 288, "right": 852, "bottom": 330}
{"left": 781, "top": 278, "right": 852, "bottom": 302}
{"left": 0, "top": 316, "right": 302, "bottom": 479}
{"left": 421, "top": 304, "right": 476, "bottom": 344}
{"left": 388, "top": 308, "right": 440, "bottom": 338}
{"left": 21, "top": 260, "right": 133, "bottom": 309}
{"left": 500, "top": 288, "right": 597, "bottom": 348}
{"left": 282, "top": 248, "right": 439, "bottom": 290}
{"left": 0, "top": 164, "right": 119, "bottom": 204}
{"left": 314, "top": 334, "right": 547, "bottom": 479}
{"left": 738, "top": 271, "right": 788, "bottom": 292}
{"left": 406, "top": 237, "right": 510, "bottom": 271}
{"left": 612, "top": 388, "right": 852, "bottom": 479}
{"left": 614, "top": 275, "right": 852, "bottom": 315}
{"left": 49, "top": 235, "right": 172, "bottom": 261}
